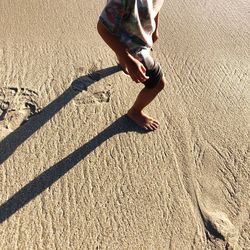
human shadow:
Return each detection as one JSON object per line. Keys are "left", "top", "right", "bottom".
{"left": 0, "top": 65, "right": 122, "bottom": 165}
{"left": 0, "top": 115, "right": 145, "bottom": 223}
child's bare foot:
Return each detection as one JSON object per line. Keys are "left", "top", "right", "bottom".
{"left": 127, "top": 108, "right": 159, "bottom": 131}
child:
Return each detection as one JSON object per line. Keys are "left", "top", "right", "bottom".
{"left": 97, "top": 0, "right": 165, "bottom": 131}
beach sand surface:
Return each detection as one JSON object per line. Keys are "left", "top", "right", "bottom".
{"left": 0, "top": 0, "right": 249, "bottom": 249}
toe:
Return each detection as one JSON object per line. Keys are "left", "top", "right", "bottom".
{"left": 152, "top": 122, "right": 159, "bottom": 128}
{"left": 147, "top": 123, "right": 156, "bottom": 131}
{"left": 151, "top": 124, "right": 158, "bottom": 130}
{"left": 153, "top": 120, "right": 160, "bottom": 126}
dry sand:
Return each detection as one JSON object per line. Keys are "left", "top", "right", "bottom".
{"left": 0, "top": 0, "right": 249, "bottom": 249}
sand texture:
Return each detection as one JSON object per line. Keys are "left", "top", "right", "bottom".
{"left": 0, "top": 0, "right": 249, "bottom": 249}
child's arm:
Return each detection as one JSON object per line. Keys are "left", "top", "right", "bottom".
{"left": 152, "top": 13, "right": 160, "bottom": 43}
{"left": 97, "top": 20, "right": 149, "bottom": 83}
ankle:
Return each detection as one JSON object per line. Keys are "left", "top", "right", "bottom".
{"left": 128, "top": 107, "right": 142, "bottom": 114}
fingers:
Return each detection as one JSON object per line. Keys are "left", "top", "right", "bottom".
{"left": 136, "top": 63, "right": 148, "bottom": 82}
{"left": 122, "top": 67, "right": 130, "bottom": 75}
{"left": 139, "top": 63, "right": 149, "bottom": 81}
{"left": 129, "top": 62, "right": 149, "bottom": 83}
{"left": 122, "top": 53, "right": 149, "bottom": 83}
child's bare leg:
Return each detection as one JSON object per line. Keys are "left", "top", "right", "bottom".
{"left": 127, "top": 78, "right": 165, "bottom": 131}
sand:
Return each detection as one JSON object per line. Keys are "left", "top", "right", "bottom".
{"left": 0, "top": 0, "right": 249, "bottom": 249}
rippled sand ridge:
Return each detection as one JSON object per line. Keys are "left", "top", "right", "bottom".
{"left": 0, "top": 0, "right": 249, "bottom": 249}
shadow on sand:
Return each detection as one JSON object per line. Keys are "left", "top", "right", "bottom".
{"left": 0, "top": 65, "right": 122, "bottom": 165}
{"left": 0, "top": 65, "right": 146, "bottom": 223}
{"left": 0, "top": 115, "right": 145, "bottom": 223}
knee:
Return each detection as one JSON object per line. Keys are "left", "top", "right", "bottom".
{"left": 156, "top": 77, "right": 166, "bottom": 91}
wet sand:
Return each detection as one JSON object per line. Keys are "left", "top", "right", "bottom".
{"left": 0, "top": 0, "right": 249, "bottom": 249}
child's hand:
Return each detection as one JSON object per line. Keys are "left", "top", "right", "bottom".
{"left": 117, "top": 52, "right": 149, "bottom": 83}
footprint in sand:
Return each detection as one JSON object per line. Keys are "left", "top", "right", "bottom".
{"left": 71, "top": 64, "right": 122, "bottom": 105}
{"left": 71, "top": 72, "right": 112, "bottom": 105}
{"left": 73, "top": 90, "right": 111, "bottom": 106}
{"left": 93, "top": 90, "right": 111, "bottom": 103}
{"left": 0, "top": 87, "right": 41, "bottom": 139}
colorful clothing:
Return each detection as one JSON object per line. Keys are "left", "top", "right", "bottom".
{"left": 99, "top": 0, "right": 164, "bottom": 52}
